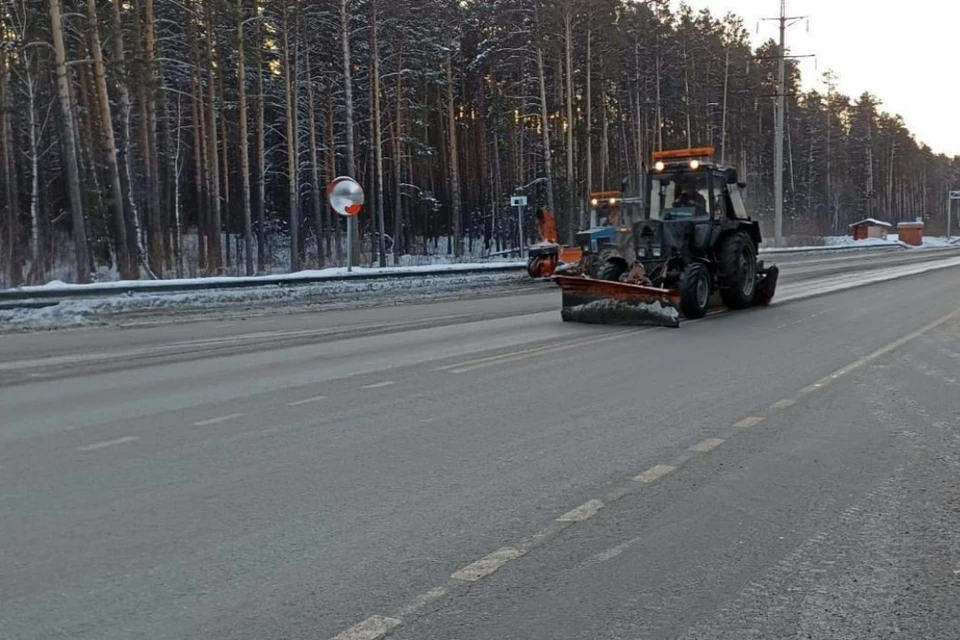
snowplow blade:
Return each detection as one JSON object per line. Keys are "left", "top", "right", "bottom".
{"left": 555, "top": 276, "right": 682, "bottom": 328}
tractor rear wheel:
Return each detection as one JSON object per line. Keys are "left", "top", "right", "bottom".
{"left": 599, "top": 260, "right": 628, "bottom": 282}
{"left": 679, "top": 263, "right": 711, "bottom": 319}
{"left": 719, "top": 232, "right": 757, "bottom": 309}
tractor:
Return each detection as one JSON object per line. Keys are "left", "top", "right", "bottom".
{"left": 555, "top": 147, "right": 779, "bottom": 327}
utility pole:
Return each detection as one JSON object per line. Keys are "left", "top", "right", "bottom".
{"left": 762, "top": 1, "right": 808, "bottom": 247}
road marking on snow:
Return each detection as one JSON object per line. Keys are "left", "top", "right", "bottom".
{"left": 451, "top": 547, "right": 522, "bottom": 582}
{"left": 330, "top": 615, "right": 401, "bottom": 640}
{"left": 77, "top": 436, "right": 140, "bottom": 452}
{"left": 733, "top": 416, "right": 765, "bottom": 429}
{"left": 194, "top": 413, "right": 244, "bottom": 426}
{"left": 634, "top": 464, "right": 677, "bottom": 484}
{"left": 557, "top": 499, "right": 604, "bottom": 522}
{"left": 770, "top": 398, "right": 797, "bottom": 410}
{"left": 690, "top": 437, "right": 725, "bottom": 453}
{"left": 287, "top": 395, "right": 327, "bottom": 406}
{"left": 361, "top": 381, "right": 395, "bottom": 389}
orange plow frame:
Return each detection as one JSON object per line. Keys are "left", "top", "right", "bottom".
{"left": 554, "top": 276, "right": 682, "bottom": 328}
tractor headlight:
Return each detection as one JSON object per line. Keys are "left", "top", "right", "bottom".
{"left": 652, "top": 247, "right": 662, "bottom": 258}
{"left": 637, "top": 247, "right": 646, "bottom": 258}
{"left": 689, "top": 159, "right": 700, "bottom": 170}
{"left": 591, "top": 198, "right": 599, "bottom": 206}
{"left": 654, "top": 161, "right": 665, "bottom": 172}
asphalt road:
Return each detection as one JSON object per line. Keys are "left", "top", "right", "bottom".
{"left": 2, "top": 250, "right": 960, "bottom": 639}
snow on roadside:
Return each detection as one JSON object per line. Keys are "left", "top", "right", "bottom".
{"left": 0, "top": 270, "right": 531, "bottom": 332}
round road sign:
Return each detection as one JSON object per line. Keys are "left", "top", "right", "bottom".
{"left": 327, "top": 176, "right": 364, "bottom": 217}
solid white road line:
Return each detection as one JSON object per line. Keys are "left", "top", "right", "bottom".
{"left": 633, "top": 464, "right": 677, "bottom": 484}
{"left": 193, "top": 413, "right": 244, "bottom": 426}
{"left": 330, "top": 615, "right": 401, "bottom": 640}
{"left": 361, "top": 381, "right": 395, "bottom": 389}
{"left": 287, "top": 395, "right": 328, "bottom": 406}
{"left": 733, "top": 416, "right": 765, "bottom": 429}
{"left": 451, "top": 547, "right": 522, "bottom": 582}
{"left": 77, "top": 436, "right": 140, "bottom": 452}
{"left": 690, "top": 437, "right": 725, "bottom": 453}
{"left": 557, "top": 499, "right": 604, "bottom": 522}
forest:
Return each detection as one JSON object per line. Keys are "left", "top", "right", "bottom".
{"left": 1, "top": 0, "right": 958, "bottom": 285}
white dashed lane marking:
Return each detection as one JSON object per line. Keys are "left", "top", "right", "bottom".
{"left": 330, "top": 615, "right": 401, "bottom": 640}
{"left": 557, "top": 499, "right": 604, "bottom": 522}
{"left": 770, "top": 398, "right": 797, "bottom": 410}
{"left": 634, "top": 464, "right": 677, "bottom": 484}
{"left": 361, "top": 381, "right": 396, "bottom": 389}
{"left": 77, "top": 436, "right": 140, "bottom": 452}
{"left": 194, "top": 413, "right": 244, "bottom": 426}
{"left": 690, "top": 437, "right": 725, "bottom": 453}
{"left": 287, "top": 395, "right": 328, "bottom": 406}
{"left": 733, "top": 416, "right": 765, "bottom": 429}
{"left": 451, "top": 547, "right": 522, "bottom": 582}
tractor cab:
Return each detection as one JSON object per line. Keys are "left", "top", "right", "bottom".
{"left": 646, "top": 147, "right": 749, "bottom": 223}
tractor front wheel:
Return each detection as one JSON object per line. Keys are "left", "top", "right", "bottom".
{"left": 599, "top": 260, "right": 628, "bottom": 282}
{"left": 679, "top": 263, "right": 711, "bottom": 319}
{"left": 719, "top": 232, "right": 758, "bottom": 309}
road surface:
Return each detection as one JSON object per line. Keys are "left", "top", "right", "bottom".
{"left": 2, "top": 250, "right": 960, "bottom": 639}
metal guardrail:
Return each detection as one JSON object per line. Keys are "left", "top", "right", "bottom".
{"left": 0, "top": 243, "right": 917, "bottom": 311}
{"left": 0, "top": 263, "right": 529, "bottom": 305}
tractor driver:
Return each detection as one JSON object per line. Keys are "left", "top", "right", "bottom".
{"left": 673, "top": 186, "right": 708, "bottom": 216}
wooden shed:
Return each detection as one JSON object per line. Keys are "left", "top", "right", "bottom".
{"left": 897, "top": 220, "right": 924, "bottom": 247}
{"left": 848, "top": 218, "right": 892, "bottom": 241}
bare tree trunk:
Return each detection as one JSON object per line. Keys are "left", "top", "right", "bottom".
{"left": 445, "top": 54, "right": 462, "bottom": 258}
{"left": 391, "top": 42, "right": 404, "bottom": 263}
{"left": 371, "top": 0, "right": 386, "bottom": 266}
{"left": 138, "top": 0, "right": 163, "bottom": 276}
{"left": 205, "top": 4, "right": 222, "bottom": 272}
{"left": 237, "top": 0, "right": 254, "bottom": 276}
{"left": 283, "top": 1, "right": 300, "bottom": 272}
{"left": 219, "top": 68, "right": 231, "bottom": 270}
{"left": 172, "top": 95, "right": 185, "bottom": 276}
{"left": 584, "top": 25, "right": 592, "bottom": 229}
{"left": 87, "top": 0, "right": 134, "bottom": 278}
{"left": 189, "top": 29, "right": 207, "bottom": 273}
{"left": 340, "top": 0, "right": 359, "bottom": 264}
{"left": 21, "top": 53, "right": 42, "bottom": 283}
{"left": 564, "top": 8, "right": 575, "bottom": 231}
{"left": 326, "top": 93, "right": 341, "bottom": 262}
{"left": 255, "top": 14, "right": 266, "bottom": 272}
{"left": 683, "top": 44, "right": 692, "bottom": 148}
{"left": 48, "top": 0, "right": 91, "bottom": 282}
{"left": 109, "top": 0, "right": 145, "bottom": 276}
{"left": 305, "top": 47, "right": 325, "bottom": 268}
{"left": 536, "top": 43, "right": 556, "bottom": 214}
{"left": 1, "top": 55, "right": 22, "bottom": 287}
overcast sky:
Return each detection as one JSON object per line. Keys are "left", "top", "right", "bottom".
{"left": 673, "top": 0, "right": 960, "bottom": 157}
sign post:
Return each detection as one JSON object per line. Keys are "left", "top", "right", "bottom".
{"left": 328, "top": 177, "right": 364, "bottom": 272}
{"left": 510, "top": 195, "right": 528, "bottom": 258}
{"left": 949, "top": 190, "right": 960, "bottom": 240}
